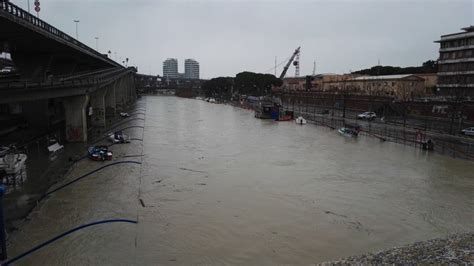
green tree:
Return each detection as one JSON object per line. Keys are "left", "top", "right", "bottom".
{"left": 352, "top": 60, "right": 438, "bottom": 75}
{"left": 235, "top": 71, "right": 282, "bottom": 96}
{"left": 202, "top": 77, "right": 233, "bottom": 98}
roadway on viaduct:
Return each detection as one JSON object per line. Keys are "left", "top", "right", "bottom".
{"left": 0, "top": 1, "right": 139, "bottom": 142}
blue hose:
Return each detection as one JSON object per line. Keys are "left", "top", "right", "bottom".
{"left": 39, "top": 161, "right": 141, "bottom": 202}
{"left": 3, "top": 219, "right": 137, "bottom": 265}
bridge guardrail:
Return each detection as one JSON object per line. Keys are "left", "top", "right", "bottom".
{"left": 0, "top": 68, "right": 133, "bottom": 92}
{"left": 0, "top": 0, "right": 119, "bottom": 67}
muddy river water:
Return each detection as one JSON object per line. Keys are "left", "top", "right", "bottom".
{"left": 7, "top": 96, "right": 474, "bottom": 265}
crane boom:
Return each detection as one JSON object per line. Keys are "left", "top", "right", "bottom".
{"left": 279, "top": 46, "right": 300, "bottom": 79}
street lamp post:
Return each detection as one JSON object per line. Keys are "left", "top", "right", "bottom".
{"left": 94, "top": 37, "right": 99, "bottom": 51}
{"left": 73, "top": 20, "right": 80, "bottom": 40}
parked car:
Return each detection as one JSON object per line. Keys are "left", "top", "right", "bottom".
{"left": 461, "top": 127, "right": 474, "bottom": 136}
{"left": 357, "top": 112, "right": 376, "bottom": 120}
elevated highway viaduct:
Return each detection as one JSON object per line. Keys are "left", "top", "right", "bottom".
{"left": 0, "top": 1, "right": 138, "bottom": 142}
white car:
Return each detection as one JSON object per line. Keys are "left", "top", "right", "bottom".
{"left": 357, "top": 112, "right": 376, "bottom": 120}
{"left": 461, "top": 127, "right": 474, "bottom": 136}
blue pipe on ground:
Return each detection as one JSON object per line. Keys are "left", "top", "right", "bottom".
{"left": 2, "top": 219, "right": 137, "bottom": 265}
{"left": 39, "top": 161, "right": 141, "bottom": 202}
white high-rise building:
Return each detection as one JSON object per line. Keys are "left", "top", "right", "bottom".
{"left": 163, "top": 58, "right": 178, "bottom": 79}
{"left": 184, "top": 59, "right": 200, "bottom": 79}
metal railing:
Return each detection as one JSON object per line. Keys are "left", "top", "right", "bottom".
{"left": 0, "top": 0, "right": 119, "bottom": 67}
{"left": 0, "top": 67, "right": 134, "bottom": 91}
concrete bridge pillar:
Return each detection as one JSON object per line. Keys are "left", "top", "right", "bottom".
{"left": 105, "top": 83, "right": 116, "bottom": 117}
{"left": 129, "top": 74, "right": 137, "bottom": 101}
{"left": 90, "top": 87, "right": 107, "bottom": 128}
{"left": 63, "top": 95, "right": 89, "bottom": 142}
{"left": 114, "top": 74, "right": 137, "bottom": 112}
{"left": 115, "top": 78, "right": 126, "bottom": 112}
{"left": 126, "top": 75, "right": 133, "bottom": 104}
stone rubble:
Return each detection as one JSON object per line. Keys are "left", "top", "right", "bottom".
{"left": 322, "top": 232, "right": 473, "bottom": 265}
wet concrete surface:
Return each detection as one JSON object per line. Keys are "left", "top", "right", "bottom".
{"left": 5, "top": 96, "right": 474, "bottom": 265}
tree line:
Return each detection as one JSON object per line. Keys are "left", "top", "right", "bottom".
{"left": 202, "top": 71, "right": 282, "bottom": 98}
{"left": 352, "top": 60, "right": 437, "bottom": 76}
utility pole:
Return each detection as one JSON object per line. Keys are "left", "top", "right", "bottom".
{"left": 73, "top": 20, "right": 80, "bottom": 40}
{"left": 95, "top": 37, "right": 99, "bottom": 51}
{"left": 274, "top": 56, "right": 277, "bottom": 76}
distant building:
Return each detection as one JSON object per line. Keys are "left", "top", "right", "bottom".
{"left": 177, "top": 73, "right": 186, "bottom": 79}
{"left": 278, "top": 74, "right": 428, "bottom": 100}
{"left": 323, "top": 74, "right": 426, "bottom": 100}
{"left": 279, "top": 74, "right": 358, "bottom": 92}
{"left": 414, "top": 73, "right": 438, "bottom": 95}
{"left": 184, "top": 59, "right": 199, "bottom": 79}
{"left": 163, "top": 58, "right": 178, "bottom": 79}
{"left": 436, "top": 26, "right": 474, "bottom": 98}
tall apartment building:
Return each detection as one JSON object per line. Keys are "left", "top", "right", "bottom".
{"left": 184, "top": 59, "right": 200, "bottom": 79}
{"left": 163, "top": 58, "right": 178, "bottom": 79}
{"left": 436, "top": 26, "right": 474, "bottom": 98}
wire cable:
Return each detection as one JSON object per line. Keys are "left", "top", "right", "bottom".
{"left": 3, "top": 219, "right": 137, "bottom": 265}
{"left": 38, "top": 161, "right": 141, "bottom": 202}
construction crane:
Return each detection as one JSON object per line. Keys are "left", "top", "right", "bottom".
{"left": 294, "top": 52, "right": 300, "bottom": 77}
{"left": 279, "top": 46, "right": 300, "bottom": 79}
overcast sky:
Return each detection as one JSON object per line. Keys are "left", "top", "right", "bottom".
{"left": 11, "top": 0, "right": 474, "bottom": 78}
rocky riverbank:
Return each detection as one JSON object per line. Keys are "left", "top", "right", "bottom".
{"left": 322, "top": 232, "right": 473, "bottom": 265}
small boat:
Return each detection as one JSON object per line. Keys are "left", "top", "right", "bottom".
{"left": 0, "top": 152, "right": 27, "bottom": 175}
{"left": 120, "top": 112, "right": 130, "bottom": 118}
{"left": 87, "top": 146, "right": 113, "bottom": 161}
{"left": 0, "top": 146, "right": 9, "bottom": 157}
{"left": 47, "top": 139, "right": 64, "bottom": 154}
{"left": 107, "top": 131, "right": 130, "bottom": 144}
{"left": 255, "top": 102, "right": 274, "bottom": 119}
{"left": 278, "top": 115, "right": 293, "bottom": 121}
{"left": 338, "top": 127, "right": 359, "bottom": 137}
{"left": 278, "top": 111, "right": 294, "bottom": 121}
{"left": 295, "top": 116, "right": 307, "bottom": 125}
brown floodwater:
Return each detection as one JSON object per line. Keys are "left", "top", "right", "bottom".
{"left": 6, "top": 96, "right": 474, "bottom": 265}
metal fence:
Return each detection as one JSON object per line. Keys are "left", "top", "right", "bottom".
{"left": 284, "top": 102, "right": 474, "bottom": 160}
